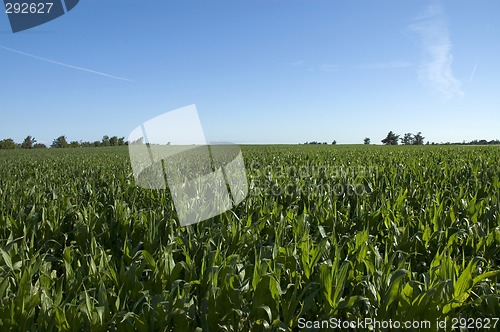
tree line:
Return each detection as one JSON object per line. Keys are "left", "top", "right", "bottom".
{"left": 0, "top": 135, "right": 127, "bottom": 149}
{"left": 380, "top": 131, "right": 425, "bottom": 145}
{"left": 302, "top": 141, "right": 337, "bottom": 145}
{"left": 2, "top": 132, "right": 499, "bottom": 149}
{"left": 301, "top": 131, "right": 500, "bottom": 146}
{"left": 377, "top": 131, "right": 500, "bottom": 146}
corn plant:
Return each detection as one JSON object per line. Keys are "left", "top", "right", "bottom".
{"left": 0, "top": 145, "right": 499, "bottom": 331}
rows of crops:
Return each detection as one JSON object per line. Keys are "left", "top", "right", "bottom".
{"left": 0, "top": 145, "right": 499, "bottom": 331}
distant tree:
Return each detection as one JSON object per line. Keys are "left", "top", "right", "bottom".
{"left": 21, "top": 135, "right": 36, "bottom": 149}
{"left": 33, "top": 143, "right": 47, "bottom": 149}
{"left": 381, "top": 131, "right": 399, "bottom": 145}
{"left": 364, "top": 137, "right": 370, "bottom": 145}
{"left": 51, "top": 136, "right": 68, "bottom": 148}
{"left": 401, "top": 133, "right": 414, "bottom": 145}
{"left": 413, "top": 132, "right": 425, "bottom": 145}
{"left": 102, "top": 135, "right": 110, "bottom": 147}
{"left": 93, "top": 141, "right": 102, "bottom": 147}
{"left": 0, "top": 138, "right": 17, "bottom": 149}
{"left": 109, "top": 136, "right": 119, "bottom": 146}
{"left": 331, "top": 140, "right": 337, "bottom": 145}
{"left": 118, "top": 137, "right": 126, "bottom": 146}
{"left": 69, "top": 141, "right": 80, "bottom": 148}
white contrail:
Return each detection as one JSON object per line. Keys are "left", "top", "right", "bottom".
{"left": 0, "top": 44, "right": 134, "bottom": 82}
{"left": 468, "top": 63, "right": 477, "bottom": 84}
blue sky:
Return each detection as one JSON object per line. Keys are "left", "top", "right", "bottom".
{"left": 1, "top": 0, "right": 499, "bottom": 145}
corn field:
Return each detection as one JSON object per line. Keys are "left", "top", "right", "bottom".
{"left": 0, "top": 145, "right": 499, "bottom": 331}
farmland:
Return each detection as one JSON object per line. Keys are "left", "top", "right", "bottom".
{"left": 0, "top": 145, "right": 499, "bottom": 331}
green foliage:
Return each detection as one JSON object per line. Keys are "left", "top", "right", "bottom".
{"left": 21, "top": 135, "right": 36, "bottom": 149}
{"left": 51, "top": 135, "right": 68, "bottom": 148}
{"left": 414, "top": 132, "right": 425, "bottom": 145}
{"left": 0, "top": 138, "right": 17, "bottom": 149}
{"left": 382, "top": 131, "right": 400, "bottom": 145}
{"left": 0, "top": 145, "right": 499, "bottom": 331}
{"left": 400, "top": 132, "right": 425, "bottom": 145}
{"left": 401, "top": 133, "right": 414, "bottom": 145}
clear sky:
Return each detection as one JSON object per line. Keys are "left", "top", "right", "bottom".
{"left": 1, "top": 0, "right": 499, "bottom": 145}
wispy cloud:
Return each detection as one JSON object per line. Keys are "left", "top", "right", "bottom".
{"left": 0, "top": 45, "right": 134, "bottom": 82}
{"left": 410, "top": 4, "right": 463, "bottom": 101}
{"left": 354, "top": 61, "right": 413, "bottom": 69}
{"left": 319, "top": 64, "right": 338, "bottom": 72}
{"left": 305, "top": 64, "right": 338, "bottom": 73}
{"left": 288, "top": 60, "right": 304, "bottom": 66}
